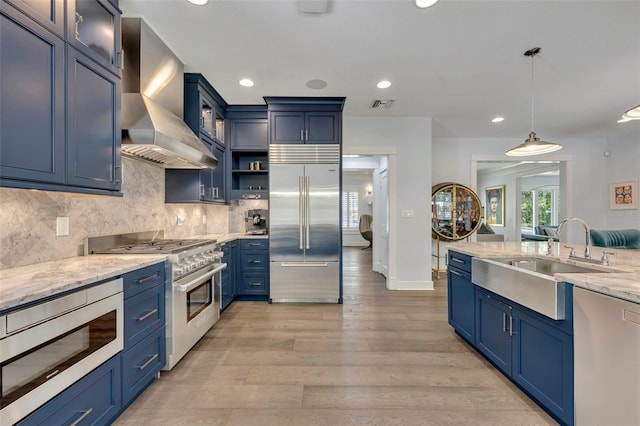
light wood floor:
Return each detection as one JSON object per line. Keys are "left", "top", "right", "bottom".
{"left": 115, "top": 248, "right": 557, "bottom": 425}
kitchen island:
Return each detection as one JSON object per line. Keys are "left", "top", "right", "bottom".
{"left": 445, "top": 240, "right": 640, "bottom": 426}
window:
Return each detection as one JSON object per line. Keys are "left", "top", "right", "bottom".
{"left": 521, "top": 189, "right": 560, "bottom": 230}
{"left": 342, "top": 191, "right": 359, "bottom": 228}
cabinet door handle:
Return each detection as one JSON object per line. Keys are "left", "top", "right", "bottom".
{"left": 114, "top": 165, "right": 122, "bottom": 184}
{"left": 451, "top": 258, "right": 465, "bottom": 264}
{"left": 305, "top": 129, "right": 309, "bottom": 141}
{"left": 69, "top": 408, "right": 93, "bottom": 426}
{"left": 138, "top": 273, "right": 159, "bottom": 285}
{"left": 450, "top": 270, "right": 462, "bottom": 277}
{"left": 509, "top": 315, "right": 514, "bottom": 337}
{"left": 137, "top": 308, "right": 158, "bottom": 322}
{"left": 116, "top": 49, "right": 123, "bottom": 68}
{"left": 300, "top": 129, "right": 304, "bottom": 141}
{"left": 502, "top": 312, "right": 507, "bottom": 333}
{"left": 214, "top": 187, "right": 219, "bottom": 199}
{"left": 138, "top": 353, "right": 159, "bottom": 371}
{"left": 200, "top": 184, "right": 205, "bottom": 197}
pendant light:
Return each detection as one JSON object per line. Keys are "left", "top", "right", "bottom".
{"left": 619, "top": 104, "right": 640, "bottom": 122}
{"left": 506, "top": 47, "right": 562, "bottom": 156}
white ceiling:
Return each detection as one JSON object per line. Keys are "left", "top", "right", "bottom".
{"left": 120, "top": 0, "right": 640, "bottom": 139}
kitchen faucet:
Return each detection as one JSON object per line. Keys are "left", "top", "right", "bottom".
{"left": 556, "top": 217, "right": 591, "bottom": 259}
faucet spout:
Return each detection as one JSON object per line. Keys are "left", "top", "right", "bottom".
{"left": 556, "top": 217, "right": 591, "bottom": 259}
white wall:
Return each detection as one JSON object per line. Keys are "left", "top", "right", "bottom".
{"left": 344, "top": 116, "right": 433, "bottom": 290}
{"left": 605, "top": 131, "right": 640, "bottom": 229}
{"left": 433, "top": 136, "right": 613, "bottom": 245}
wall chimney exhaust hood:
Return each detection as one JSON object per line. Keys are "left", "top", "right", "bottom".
{"left": 121, "top": 18, "right": 217, "bottom": 169}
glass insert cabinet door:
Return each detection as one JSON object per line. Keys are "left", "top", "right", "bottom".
{"left": 432, "top": 182, "right": 482, "bottom": 241}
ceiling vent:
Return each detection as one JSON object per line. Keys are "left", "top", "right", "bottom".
{"left": 299, "top": 0, "right": 328, "bottom": 14}
{"left": 370, "top": 99, "right": 395, "bottom": 109}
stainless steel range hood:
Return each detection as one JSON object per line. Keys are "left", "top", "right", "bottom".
{"left": 121, "top": 18, "right": 217, "bottom": 169}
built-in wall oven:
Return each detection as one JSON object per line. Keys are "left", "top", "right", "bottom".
{"left": 87, "top": 231, "right": 226, "bottom": 370}
{"left": 0, "top": 278, "right": 123, "bottom": 425}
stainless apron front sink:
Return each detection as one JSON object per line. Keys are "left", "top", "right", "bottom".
{"left": 472, "top": 257, "right": 617, "bottom": 320}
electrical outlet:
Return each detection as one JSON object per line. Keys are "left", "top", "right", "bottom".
{"left": 400, "top": 210, "right": 415, "bottom": 218}
{"left": 176, "top": 216, "right": 184, "bottom": 226}
{"left": 202, "top": 215, "right": 207, "bottom": 225}
{"left": 56, "top": 217, "right": 69, "bottom": 236}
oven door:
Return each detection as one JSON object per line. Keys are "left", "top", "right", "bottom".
{"left": 168, "top": 263, "right": 225, "bottom": 369}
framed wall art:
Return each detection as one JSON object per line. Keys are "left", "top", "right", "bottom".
{"left": 610, "top": 180, "right": 638, "bottom": 210}
{"left": 485, "top": 185, "right": 505, "bottom": 226}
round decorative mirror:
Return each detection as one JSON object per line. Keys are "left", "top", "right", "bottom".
{"left": 431, "top": 182, "right": 482, "bottom": 241}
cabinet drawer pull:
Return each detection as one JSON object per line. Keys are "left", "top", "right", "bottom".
{"left": 69, "top": 408, "right": 93, "bottom": 426}
{"left": 138, "top": 273, "right": 159, "bottom": 284}
{"left": 450, "top": 270, "right": 462, "bottom": 277}
{"left": 451, "top": 258, "right": 465, "bottom": 264}
{"left": 249, "top": 243, "right": 262, "bottom": 247}
{"left": 248, "top": 282, "right": 262, "bottom": 286}
{"left": 137, "top": 308, "right": 158, "bottom": 322}
{"left": 138, "top": 353, "right": 159, "bottom": 371}
{"left": 249, "top": 260, "right": 262, "bottom": 264}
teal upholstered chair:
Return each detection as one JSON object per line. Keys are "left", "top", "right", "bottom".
{"left": 590, "top": 229, "right": 640, "bottom": 249}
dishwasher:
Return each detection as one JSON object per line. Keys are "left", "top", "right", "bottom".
{"left": 573, "top": 287, "right": 640, "bottom": 425}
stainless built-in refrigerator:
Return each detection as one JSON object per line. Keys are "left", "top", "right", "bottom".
{"left": 269, "top": 144, "right": 342, "bottom": 303}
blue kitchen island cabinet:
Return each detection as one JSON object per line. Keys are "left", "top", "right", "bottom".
{"left": 0, "top": 0, "right": 122, "bottom": 195}
{"left": 264, "top": 97, "right": 345, "bottom": 145}
{"left": 474, "top": 286, "right": 574, "bottom": 426}
{"left": 16, "top": 355, "right": 122, "bottom": 426}
{"left": 447, "top": 251, "right": 475, "bottom": 344}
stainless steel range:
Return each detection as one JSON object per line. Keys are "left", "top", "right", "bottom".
{"left": 87, "top": 231, "right": 226, "bottom": 370}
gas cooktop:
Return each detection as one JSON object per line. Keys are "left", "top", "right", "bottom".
{"left": 86, "top": 231, "right": 217, "bottom": 255}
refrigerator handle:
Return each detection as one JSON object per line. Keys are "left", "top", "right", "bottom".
{"left": 299, "top": 176, "right": 304, "bottom": 250}
{"left": 305, "top": 175, "right": 310, "bottom": 249}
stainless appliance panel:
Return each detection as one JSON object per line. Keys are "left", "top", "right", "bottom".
{"left": 574, "top": 287, "right": 640, "bottom": 425}
{"left": 270, "top": 261, "right": 340, "bottom": 302}
{"left": 269, "top": 163, "right": 305, "bottom": 261}
{"left": 304, "top": 163, "right": 340, "bottom": 261}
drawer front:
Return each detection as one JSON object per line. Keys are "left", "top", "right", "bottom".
{"left": 17, "top": 355, "right": 121, "bottom": 426}
{"left": 124, "top": 285, "right": 165, "bottom": 350}
{"left": 240, "top": 251, "right": 268, "bottom": 271}
{"left": 124, "top": 263, "right": 165, "bottom": 298}
{"left": 448, "top": 251, "right": 473, "bottom": 274}
{"left": 121, "top": 326, "right": 165, "bottom": 407}
{"left": 240, "top": 239, "right": 268, "bottom": 250}
{"left": 238, "top": 273, "right": 268, "bottom": 295}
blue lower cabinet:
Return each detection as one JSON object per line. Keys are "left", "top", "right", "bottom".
{"left": 513, "top": 308, "right": 574, "bottom": 425}
{"left": 447, "top": 264, "right": 475, "bottom": 344}
{"left": 221, "top": 240, "right": 238, "bottom": 311}
{"left": 238, "top": 273, "right": 268, "bottom": 295}
{"left": 237, "top": 239, "right": 269, "bottom": 299}
{"left": 121, "top": 326, "right": 165, "bottom": 408}
{"left": 473, "top": 287, "right": 574, "bottom": 426}
{"left": 475, "top": 289, "right": 513, "bottom": 374}
{"left": 17, "top": 355, "right": 121, "bottom": 426}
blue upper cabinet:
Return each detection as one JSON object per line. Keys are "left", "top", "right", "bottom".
{"left": 0, "top": 0, "right": 122, "bottom": 195}
{"left": 2, "top": 0, "right": 65, "bottom": 36}
{"left": 166, "top": 73, "right": 227, "bottom": 204}
{"left": 264, "top": 97, "right": 345, "bottom": 145}
{"left": 0, "top": 7, "right": 66, "bottom": 184}
{"left": 66, "top": 47, "right": 121, "bottom": 190}
{"left": 67, "top": 0, "right": 122, "bottom": 76}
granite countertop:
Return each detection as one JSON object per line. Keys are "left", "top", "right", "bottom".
{"left": 447, "top": 241, "right": 640, "bottom": 304}
{"left": 0, "top": 255, "right": 167, "bottom": 313}
{"left": 0, "top": 233, "right": 268, "bottom": 313}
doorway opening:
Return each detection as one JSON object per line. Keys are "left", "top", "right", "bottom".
{"left": 342, "top": 154, "right": 389, "bottom": 280}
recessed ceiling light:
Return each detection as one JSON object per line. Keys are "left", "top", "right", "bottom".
{"left": 306, "top": 79, "right": 328, "bottom": 89}
{"left": 187, "top": 0, "right": 208, "bottom": 5}
{"left": 492, "top": 116, "right": 505, "bottom": 123}
{"left": 415, "top": 0, "right": 439, "bottom": 8}
{"left": 239, "top": 78, "right": 254, "bottom": 87}
{"left": 376, "top": 80, "right": 391, "bottom": 89}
